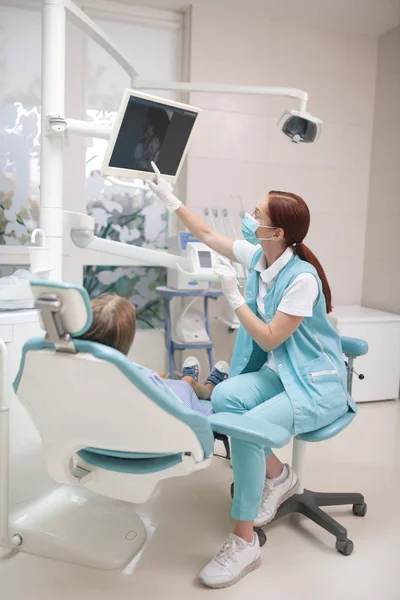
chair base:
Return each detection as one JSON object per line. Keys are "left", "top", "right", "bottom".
{"left": 5, "top": 485, "right": 147, "bottom": 569}
{"left": 214, "top": 433, "right": 231, "bottom": 460}
{"left": 256, "top": 488, "right": 366, "bottom": 554}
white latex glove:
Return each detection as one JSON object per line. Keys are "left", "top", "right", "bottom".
{"left": 147, "top": 162, "right": 182, "bottom": 213}
{"left": 214, "top": 257, "right": 245, "bottom": 311}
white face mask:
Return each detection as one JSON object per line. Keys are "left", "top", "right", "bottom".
{"left": 241, "top": 213, "right": 277, "bottom": 245}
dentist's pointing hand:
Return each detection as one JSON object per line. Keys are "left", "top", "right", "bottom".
{"left": 214, "top": 257, "right": 245, "bottom": 311}
{"left": 147, "top": 162, "right": 182, "bottom": 213}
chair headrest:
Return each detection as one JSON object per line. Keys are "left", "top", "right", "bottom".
{"left": 31, "top": 281, "right": 93, "bottom": 343}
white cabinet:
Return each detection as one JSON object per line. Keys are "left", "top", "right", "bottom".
{"left": 0, "top": 310, "right": 53, "bottom": 504}
{"left": 329, "top": 305, "right": 400, "bottom": 403}
{"left": 0, "top": 310, "right": 42, "bottom": 383}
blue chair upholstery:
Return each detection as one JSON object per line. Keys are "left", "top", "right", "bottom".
{"left": 77, "top": 449, "right": 183, "bottom": 474}
{"left": 299, "top": 411, "right": 356, "bottom": 443}
{"left": 209, "top": 413, "right": 292, "bottom": 448}
{"left": 341, "top": 336, "right": 368, "bottom": 358}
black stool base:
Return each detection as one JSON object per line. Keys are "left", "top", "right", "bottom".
{"left": 258, "top": 488, "right": 367, "bottom": 555}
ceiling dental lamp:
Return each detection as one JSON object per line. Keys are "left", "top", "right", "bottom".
{"left": 278, "top": 109, "right": 322, "bottom": 144}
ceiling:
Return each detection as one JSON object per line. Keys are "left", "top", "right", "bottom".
{"left": 120, "top": 0, "right": 400, "bottom": 35}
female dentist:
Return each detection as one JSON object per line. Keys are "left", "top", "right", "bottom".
{"left": 149, "top": 165, "right": 356, "bottom": 589}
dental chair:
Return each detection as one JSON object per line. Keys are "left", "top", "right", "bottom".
{"left": 10, "top": 281, "right": 291, "bottom": 569}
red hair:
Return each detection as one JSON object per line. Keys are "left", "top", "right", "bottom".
{"left": 267, "top": 191, "right": 332, "bottom": 313}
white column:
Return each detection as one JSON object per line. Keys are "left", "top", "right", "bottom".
{"left": 63, "top": 11, "right": 87, "bottom": 284}
{"left": 40, "top": 0, "right": 66, "bottom": 281}
{"left": 292, "top": 437, "right": 307, "bottom": 495}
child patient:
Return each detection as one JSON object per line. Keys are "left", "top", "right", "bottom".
{"left": 78, "top": 293, "right": 229, "bottom": 416}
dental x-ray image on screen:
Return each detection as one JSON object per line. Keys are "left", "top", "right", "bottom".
{"left": 102, "top": 90, "right": 201, "bottom": 183}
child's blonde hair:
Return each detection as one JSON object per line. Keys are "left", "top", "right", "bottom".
{"left": 79, "top": 293, "right": 136, "bottom": 355}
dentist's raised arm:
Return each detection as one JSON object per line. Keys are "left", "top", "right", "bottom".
{"left": 148, "top": 162, "right": 236, "bottom": 261}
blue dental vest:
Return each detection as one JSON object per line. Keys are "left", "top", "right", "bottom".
{"left": 230, "top": 247, "right": 357, "bottom": 435}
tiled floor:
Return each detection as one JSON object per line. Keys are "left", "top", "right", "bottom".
{"left": 1, "top": 401, "right": 399, "bottom": 599}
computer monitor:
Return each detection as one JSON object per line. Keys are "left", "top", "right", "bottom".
{"left": 101, "top": 89, "right": 201, "bottom": 183}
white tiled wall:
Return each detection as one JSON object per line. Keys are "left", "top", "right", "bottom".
{"left": 186, "top": 6, "right": 377, "bottom": 309}
{"left": 129, "top": 330, "right": 167, "bottom": 372}
{"left": 181, "top": 6, "right": 378, "bottom": 369}
{"left": 362, "top": 26, "right": 400, "bottom": 314}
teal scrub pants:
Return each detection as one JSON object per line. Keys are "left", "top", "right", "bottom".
{"left": 211, "top": 367, "right": 295, "bottom": 521}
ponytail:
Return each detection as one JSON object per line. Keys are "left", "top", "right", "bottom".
{"left": 267, "top": 190, "right": 333, "bottom": 314}
{"left": 294, "top": 243, "right": 332, "bottom": 313}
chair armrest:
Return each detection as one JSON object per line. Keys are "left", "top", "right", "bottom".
{"left": 340, "top": 336, "right": 368, "bottom": 358}
{"left": 208, "top": 413, "right": 291, "bottom": 448}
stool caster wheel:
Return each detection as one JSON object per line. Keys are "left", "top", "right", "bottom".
{"left": 230, "top": 482, "right": 234, "bottom": 499}
{"left": 352, "top": 503, "right": 367, "bottom": 517}
{"left": 254, "top": 528, "right": 267, "bottom": 547}
{"left": 336, "top": 539, "right": 354, "bottom": 556}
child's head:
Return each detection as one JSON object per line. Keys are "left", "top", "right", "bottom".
{"left": 79, "top": 293, "right": 136, "bottom": 355}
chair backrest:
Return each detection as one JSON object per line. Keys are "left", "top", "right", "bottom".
{"left": 340, "top": 336, "right": 368, "bottom": 360}
{"left": 14, "top": 282, "right": 214, "bottom": 485}
{"left": 340, "top": 336, "right": 368, "bottom": 395}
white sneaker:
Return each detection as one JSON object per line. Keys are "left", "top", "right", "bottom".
{"left": 199, "top": 533, "right": 261, "bottom": 589}
{"left": 254, "top": 464, "right": 299, "bottom": 527}
{"left": 181, "top": 356, "right": 201, "bottom": 382}
{"left": 214, "top": 360, "right": 230, "bottom": 375}
{"left": 206, "top": 360, "right": 230, "bottom": 386}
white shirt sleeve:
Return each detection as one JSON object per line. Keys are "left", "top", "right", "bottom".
{"left": 232, "top": 240, "right": 259, "bottom": 270}
{"left": 277, "top": 273, "right": 319, "bottom": 317}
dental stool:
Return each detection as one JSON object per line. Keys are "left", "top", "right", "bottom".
{"left": 8, "top": 281, "right": 292, "bottom": 569}
{"left": 232, "top": 336, "right": 368, "bottom": 555}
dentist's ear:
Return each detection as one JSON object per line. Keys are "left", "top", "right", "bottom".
{"left": 270, "top": 227, "right": 284, "bottom": 242}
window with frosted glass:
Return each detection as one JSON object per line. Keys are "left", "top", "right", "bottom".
{"left": 84, "top": 17, "right": 181, "bottom": 329}
{"left": 0, "top": 7, "right": 41, "bottom": 246}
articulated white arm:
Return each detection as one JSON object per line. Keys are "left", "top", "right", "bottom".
{"left": 64, "top": 0, "right": 138, "bottom": 81}
{"left": 66, "top": 212, "right": 223, "bottom": 280}
{"left": 66, "top": 212, "right": 186, "bottom": 270}
{"left": 65, "top": 119, "right": 112, "bottom": 140}
{"left": 75, "top": 235, "right": 187, "bottom": 270}
{"left": 133, "top": 80, "right": 309, "bottom": 110}
{"left": 105, "top": 177, "right": 151, "bottom": 193}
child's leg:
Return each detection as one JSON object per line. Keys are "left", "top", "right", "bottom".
{"left": 181, "top": 377, "right": 214, "bottom": 400}
{"left": 160, "top": 378, "right": 213, "bottom": 416}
